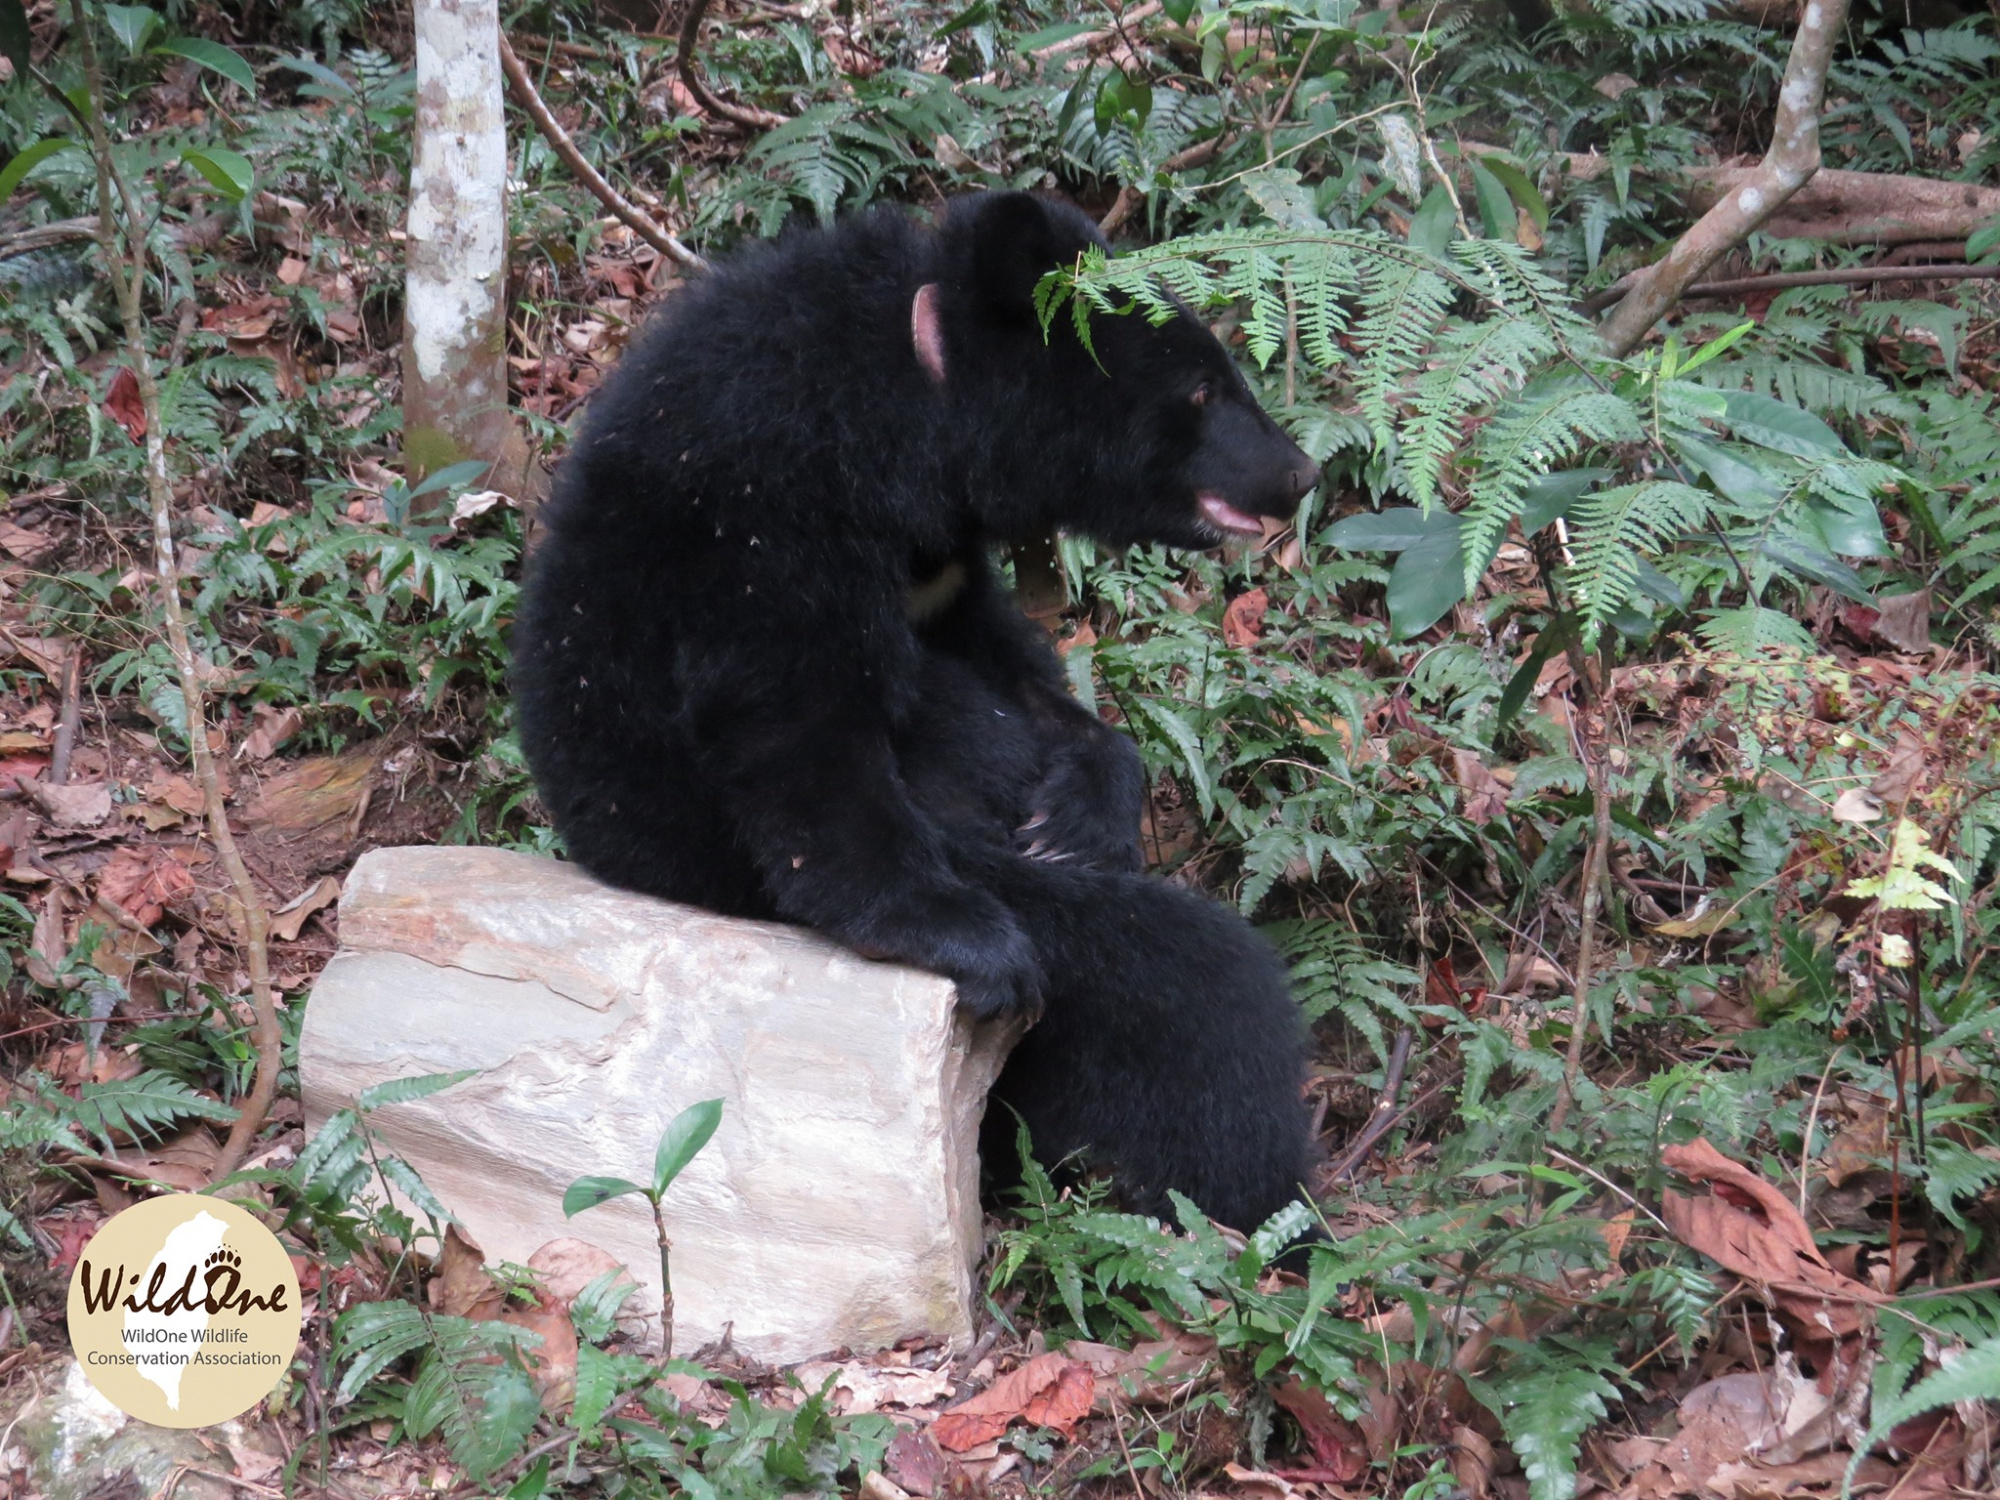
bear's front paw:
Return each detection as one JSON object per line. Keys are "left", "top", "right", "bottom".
{"left": 1015, "top": 734, "right": 1144, "bottom": 872}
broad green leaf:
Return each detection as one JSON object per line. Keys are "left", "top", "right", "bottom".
{"left": 1325, "top": 506, "right": 1441, "bottom": 552}
{"left": 652, "top": 1096, "right": 724, "bottom": 1196}
{"left": 1518, "top": 468, "right": 1612, "bottom": 535}
{"left": 1673, "top": 433, "right": 1784, "bottom": 512}
{"left": 1013, "top": 19, "right": 1090, "bottom": 49}
{"left": 101, "top": 3, "right": 161, "bottom": 55}
{"left": 1094, "top": 72, "right": 1152, "bottom": 130}
{"left": 1159, "top": 0, "right": 1199, "bottom": 24}
{"left": 181, "top": 146, "right": 254, "bottom": 201}
{"left": 357, "top": 1069, "right": 480, "bottom": 1112}
{"left": 564, "top": 1175, "right": 648, "bottom": 1217}
{"left": 1468, "top": 159, "right": 1515, "bottom": 242}
{"left": 1758, "top": 535, "right": 1872, "bottom": 605}
{"left": 1801, "top": 495, "right": 1888, "bottom": 558}
{"left": 1408, "top": 184, "right": 1457, "bottom": 256}
{"left": 1969, "top": 215, "right": 2000, "bottom": 263}
{"left": 1471, "top": 153, "right": 1548, "bottom": 232}
{"left": 0, "top": 138, "right": 83, "bottom": 202}
{"left": 1674, "top": 320, "right": 1756, "bottom": 377}
{"left": 1495, "top": 615, "right": 1575, "bottom": 733}
{"left": 1722, "top": 390, "right": 1847, "bottom": 460}
{"left": 152, "top": 36, "right": 255, "bottom": 92}
{"left": 1632, "top": 557, "right": 1686, "bottom": 610}
{"left": 1387, "top": 515, "right": 1469, "bottom": 638}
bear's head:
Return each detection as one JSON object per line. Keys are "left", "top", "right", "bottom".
{"left": 917, "top": 192, "right": 1318, "bottom": 552}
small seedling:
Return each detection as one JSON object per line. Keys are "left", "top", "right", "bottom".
{"left": 563, "top": 1096, "right": 724, "bottom": 1358}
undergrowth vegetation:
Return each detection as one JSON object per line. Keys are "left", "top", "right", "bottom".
{"left": 0, "top": 0, "right": 1998, "bottom": 1494}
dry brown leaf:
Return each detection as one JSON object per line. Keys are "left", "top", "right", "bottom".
{"left": 1660, "top": 1138, "right": 1872, "bottom": 1346}
{"left": 793, "top": 1360, "right": 956, "bottom": 1414}
{"left": 501, "top": 1288, "right": 579, "bottom": 1410}
{"left": 430, "top": 1225, "right": 506, "bottom": 1321}
{"left": 1868, "top": 734, "right": 1928, "bottom": 805}
{"left": 104, "top": 365, "right": 145, "bottom": 442}
{"left": 527, "top": 1238, "right": 634, "bottom": 1311}
{"left": 28, "top": 780, "right": 112, "bottom": 827}
{"left": 98, "top": 844, "right": 199, "bottom": 928}
{"left": 270, "top": 875, "right": 341, "bottom": 942}
{"left": 1222, "top": 587, "right": 1269, "bottom": 648}
{"left": 1451, "top": 1424, "right": 1494, "bottom": 1500}
{"left": 1870, "top": 588, "right": 1932, "bottom": 653}
{"left": 931, "top": 1352, "right": 1094, "bottom": 1451}
{"left": 1270, "top": 1378, "right": 1368, "bottom": 1481}
{"left": 0, "top": 521, "right": 53, "bottom": 560}
{"left": 884, "top": 1428, "right": 950, "bottom": 1498}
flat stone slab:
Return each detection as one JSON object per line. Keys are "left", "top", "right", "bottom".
{"left": 300, "top": 846, "right": 1019, "bottom": 1363}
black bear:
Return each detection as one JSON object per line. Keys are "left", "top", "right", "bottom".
{"left": 512, "top": 192, "right": 1318, "bottom": 1231}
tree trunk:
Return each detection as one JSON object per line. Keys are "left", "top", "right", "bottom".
{"left": 404, "top": 0, "right": 516, "bottom": 496}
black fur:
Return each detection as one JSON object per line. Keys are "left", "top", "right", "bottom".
{"left": 513, "top": 192, "right": 1318, "bottom": 1230}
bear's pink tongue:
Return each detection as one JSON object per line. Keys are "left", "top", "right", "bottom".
{"left": 1198, "top": 493, "right": 1265, "bottom": 536}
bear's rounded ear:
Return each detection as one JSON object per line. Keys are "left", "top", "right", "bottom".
{"left": 911, "top": 283, "right": 947, "bottom": 383}
{"left": 948, "top": 191, "right": 1101, "bottom": 323}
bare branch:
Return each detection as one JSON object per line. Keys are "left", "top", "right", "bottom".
{"left": 1597, "top": 0, "right": 1852, "bottom": 355}
{"left": 498, "top": 36, "right": 709, "bottom": 274}
{"left": 1099, "top": 136, "right": 1231, "bottom": 236}
{"left": 677, "top": 0, "right": 789, "bottom": 131}
{"left": 1583, "top": 259, "right": 1997, "bottom": 316}
{"left": 67, "top": 0, "right": 282, "bottom": 1180}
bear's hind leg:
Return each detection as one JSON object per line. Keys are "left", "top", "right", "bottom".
{"left": 974, "top": 858, "right": 1314, "bottom": 1234}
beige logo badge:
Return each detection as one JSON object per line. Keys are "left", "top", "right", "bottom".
{"left": 67, "top": 1193, "right": 301, "bottom": 1428}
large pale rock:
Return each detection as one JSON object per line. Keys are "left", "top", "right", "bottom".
{"left": 300, "top": 846, "right": 1018, "bottom": 1364}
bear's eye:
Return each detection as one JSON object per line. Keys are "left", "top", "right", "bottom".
{"left": 1189, "top": 383, "right": 1213, "bottom": 408}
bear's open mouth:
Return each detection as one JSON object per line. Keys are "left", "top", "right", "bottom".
{"left": 1197, "top": 492, "right": 1266, "bottom": 536}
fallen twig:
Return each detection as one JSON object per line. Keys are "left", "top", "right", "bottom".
{"left": 1549, "top": 673, "right": 1613, "bottom": 1137}
{"left": 48, "top": 646, "right": 81, "bottom": 787}
{"left": 1322, "top": 1026, "right": 1415, "bottom": 1183}
{"left": 1584, "top": 259, "right": 1999, "bottom": 314}
{"left": 0, "top": 216, "right": 97, "bottom": 262}
{"left": 69, "top": 0, "right": 282, "bottom": 1181}
{"left": 1597, "top": 0, "right": 1854, "bottom": 354}
{"left": 677, "top": 0, "right": 789, "bottom": 131}
{"left": 498, "top": 36, "right": 709, "bottom": 274}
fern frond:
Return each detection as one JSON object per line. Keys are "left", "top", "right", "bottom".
{"left": 1566, "top": 482, "right": 1713, "bottom": 643}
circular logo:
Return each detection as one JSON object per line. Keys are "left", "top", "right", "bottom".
{"left": 67, "top": 1193, "right": 302, "bottom": 1428}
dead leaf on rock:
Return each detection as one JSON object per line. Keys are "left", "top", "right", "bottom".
{"left": 1223, "top": 587, "right": 1269, "bottom": 648}
{"left": 270, "top": 875, "right": 340, "bottom": 942}
{"left": 147, "top": 772, "right": 207, "bottom": 817}
{"left": 502, "top": 1287, "right": 579, "bottom": 1411}
{"left": 931, "top": 1352, "right": 1094, "bottom": 1451}
{"left": 242, "top": 705, "right": 302, "bottom": 761}
{"left": 430, "top": 1224, "right": 506, "bottom": 1321}
{"left": 28, "top": 780, "right": 112, "bottom": 827}
{"left": 527, "top": 1237, "right": 635, "bottom": 1310}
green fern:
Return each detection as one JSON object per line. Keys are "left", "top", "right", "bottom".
{"left": 1847, "top": 1330, "right": 2000, "bottom": 1497}
{"left": 1566, "top": 482, "right": 1714, "bottom": 642}
{"left": 1269, "top": 920, "right": 1420, "bottom": 1064}
{"left": 49, "top": 1069, "right": 236, "bottom": 1148}
{"left": 1470, "top": 1346, "right": 1623, "bottom": 1500}
{"left": 333, "top": 1300, "right": 541, "bottom": 1482}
